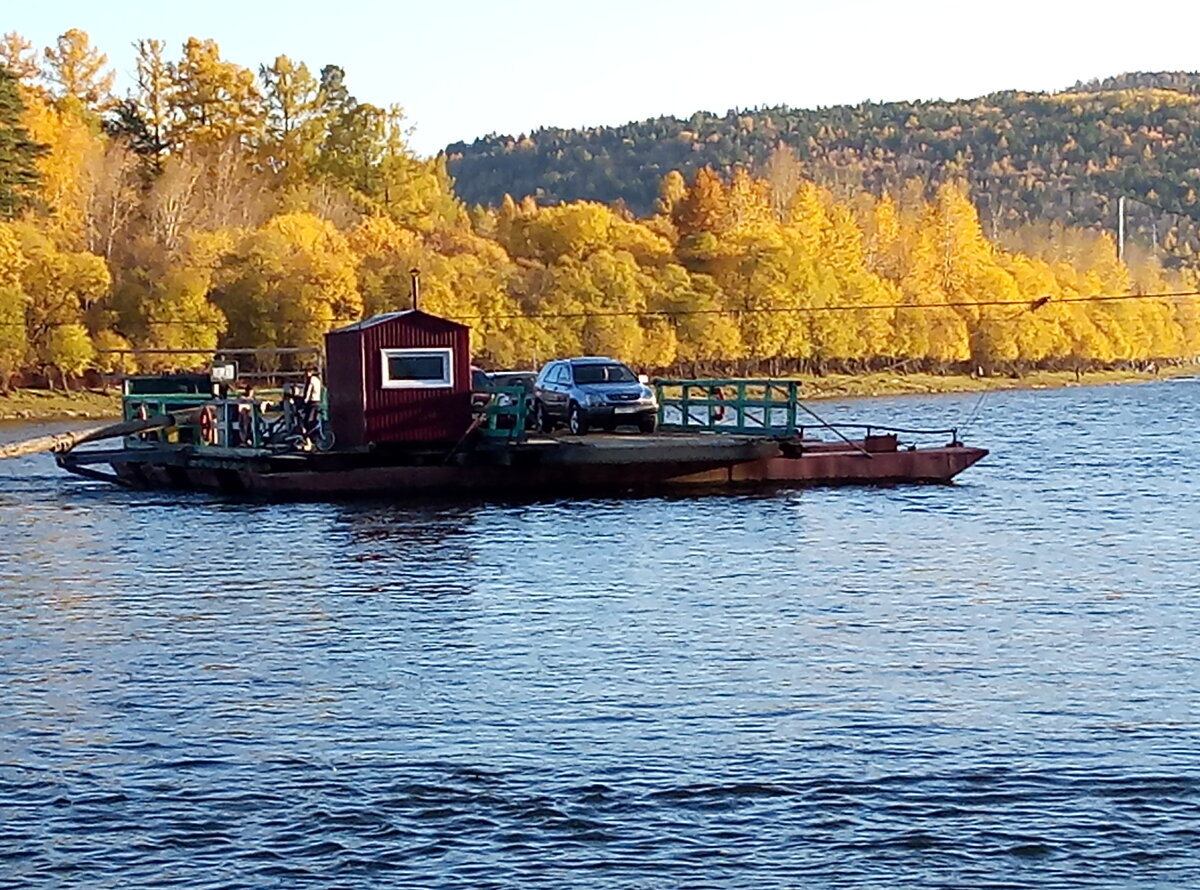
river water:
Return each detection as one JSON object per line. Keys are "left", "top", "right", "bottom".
{"left": 1, "top": 380, "right": 1198, "bottom": 888}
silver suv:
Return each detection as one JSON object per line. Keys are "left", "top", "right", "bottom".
{"left": 532, "top": 358, "right": 658, "bottom": 435}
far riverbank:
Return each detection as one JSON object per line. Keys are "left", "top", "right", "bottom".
{"left": 795, "top": 365, "right": 1198, "bottom": 400}
{"left": 0, "top": 389, "right": 122, "bottom": 422}
{"left": 1, "top": 365, "right": 1195, "bottom": 422}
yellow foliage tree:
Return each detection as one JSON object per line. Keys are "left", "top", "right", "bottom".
{"left": 169, "top": 38, "right": 263, "bottom": 150}
{"left": 42, "top": 29, "right": 114, "bottom": 113}
{"left": 213, "top": 212, "right": 360, "bottom": 349}
{"left": 42, "top": 322, "right": 93, "bottom": 388}
{"left": 0, "top": 32, "right": 41, "bottom": 85}
{"left": 0, "top": 223, "right": 28, "bottom": 387}
{"left": 650, "top": 264, "right": 743, "bottom": 367}
{"left": 11, "top": 222, "right": 110, "bottom": 367}
{"left": 347, "top": 215, "right": 422, "bottom": 317}
{"left": 20, "top": 90, "right": 101, "bottom": 248}
{"left": 91, "top": 328, "right": 137, "bottom": 376}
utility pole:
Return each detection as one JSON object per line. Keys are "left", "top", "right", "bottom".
{"left": 1118, "top": 195, "right": 1126, "bottom": 264}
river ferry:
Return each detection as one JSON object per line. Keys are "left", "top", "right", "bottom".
{"left": 16, "top": 306, "right": 986, "bottom": 498}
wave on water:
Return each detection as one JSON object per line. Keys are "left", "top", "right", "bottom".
{"left": 2, "top": 383, "right": 1200, "bottom": 888}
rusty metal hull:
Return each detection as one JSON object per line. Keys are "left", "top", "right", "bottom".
{"left": 670, "top": 446, "right": 989, "bottom": 486}
{"left": 61, "top": 433, "right": 987, "bottom": 499}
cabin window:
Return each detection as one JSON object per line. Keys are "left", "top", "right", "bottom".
{"left": 381, "top": 348, "right": 454, "bottom": 389}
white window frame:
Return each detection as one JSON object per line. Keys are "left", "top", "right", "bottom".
{"left": 380, "top": 347, "right": 454, "bottom": 389}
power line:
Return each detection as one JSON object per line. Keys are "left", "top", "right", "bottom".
{"left": 441, "top": 289, "right": 1200, "bottom": 321}
{"left": 4, "top": 288, "right": 1200, "bottom": 327}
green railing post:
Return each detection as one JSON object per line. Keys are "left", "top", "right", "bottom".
{"left": 478, "top": 386, "right": 529, "bottom": 441}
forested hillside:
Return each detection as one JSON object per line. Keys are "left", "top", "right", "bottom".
{"left": 1, "top": 31, "right": 1198, "bottom": 389}
{"left": 446, "top": 73, "right": 1200, "bottom": 265}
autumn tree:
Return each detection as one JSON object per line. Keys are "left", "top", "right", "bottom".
{"left": 651, "top": 263, "right": 742, "bottom": 368}
{"left": 259, "top": 55, "right": 322, "bottom": 186}
{"left": 674, "top": 167, "right": 729, "bottom": 242}
{"left": 91, "top": 328, "right": 136, "bottom": 376}
{"left": 348, "top": 215, "right": 421, "bottom": 317}
{"left": 42, "top": 322, "right": 93, "bottom": 388}
{"left": 169, "top": 38, "right": 262, "bottom": 149}
{"left": 0, "top": 222, "right": 27, "bottom": 387}
{"left": 110, "top": 232, "right": 228, "bottom": 370}
{"left": 212, "top": 212, "right": 360, "bottom": 349}
{"left": 0, "top": 33, "right": 40, "bottom": 85}
{"left": 118, "top": 38, "right": 173, "bottom": 163}
{"left": 42, "top": 29, "right": 114, "bottom": 113}
{"left": 313, "top": 64, "right": 387, "bottom": 196}
{"left": 10, "top": 223, "right": 110, "bottom": 376}
{"left": 760, "top": 145, "right": 805, "bottom": 220}
{"left": 84, "top": 139, "right": 141, "bottom": 259}
{"left": 21, "top": 87, "right": 105, "bottom": 248}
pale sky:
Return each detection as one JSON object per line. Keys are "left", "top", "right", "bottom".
{"left": 9, "top": 0, "right": 1200, "bottom": 157}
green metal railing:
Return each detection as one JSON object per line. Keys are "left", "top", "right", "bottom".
{"left": 122, "top": 389, "right": 326, "bottom": 451}
{"left": 653, "top": 378, "right": 962, "bottom": 445}
{"left": 477, "top": 386, "right": 529, "bottom": 439}
{"left": 122, "top": 392, "right": 209, "bottom": 446}
{"left": 654, "top": 379, "right": 803, "bottom": 435}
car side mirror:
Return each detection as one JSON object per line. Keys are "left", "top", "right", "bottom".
{"left": 638, "top": 374, "right": 649, "bottom": 385}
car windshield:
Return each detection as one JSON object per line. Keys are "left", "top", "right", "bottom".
{"left": 572, "top": 363, "right": 637, "bottom": 385}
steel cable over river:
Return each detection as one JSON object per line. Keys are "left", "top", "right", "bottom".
{"left": 2, "top": 380, "right": 1199, "bottom": 888}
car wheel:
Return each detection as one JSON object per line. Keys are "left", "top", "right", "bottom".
{"left": 638, "top": 413, "right": 658, "bottom": 434}
{"left": 533, "top": 400, "right": 552, "bottom": 433}
{"left": 568, "top": 403, "right": 589, "bottom": 435}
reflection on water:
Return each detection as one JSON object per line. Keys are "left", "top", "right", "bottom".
{"left": 2, "top": 382, "right": 1200, "bottom": 888}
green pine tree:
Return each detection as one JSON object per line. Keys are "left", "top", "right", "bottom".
{"left": 0, "top": 65, "right": 46, "bottom": 218}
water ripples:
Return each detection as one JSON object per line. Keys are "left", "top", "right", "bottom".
{"left": 5, "top": 762, "right": 1199, "bottom": 887}
{"left": 3, "top": 384, "right": 1200, "bottom": 887}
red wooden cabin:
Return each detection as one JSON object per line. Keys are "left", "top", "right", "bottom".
{"left": 325, "top": 310, "right": 472, "bottom": 447}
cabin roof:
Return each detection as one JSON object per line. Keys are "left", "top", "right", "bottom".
{"left": 329, "top": 309, "right": 468, "bottom": 335}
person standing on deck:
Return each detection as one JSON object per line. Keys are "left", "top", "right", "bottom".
{"left": 301, "top": 367, "right": 323, "bottom": 439}
{"left": 237, "top": 382, "right": 261, "bottom": 446}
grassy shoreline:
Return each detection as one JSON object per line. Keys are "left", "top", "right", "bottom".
{"left": 0, "top": 366, "right": 1194, "bottom": 422}
{"left": 0, "top": 388, "right": 123, "bottom": 422}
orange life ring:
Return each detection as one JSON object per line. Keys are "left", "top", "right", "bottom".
{"left": 200, "top": 405, "right": 218, "bottom": 446}
{"left": 712, "top": 387, "right": 726, "bottom": 422}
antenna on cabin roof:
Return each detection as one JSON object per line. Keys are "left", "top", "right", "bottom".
{"left": 410, "top": 268, "right": 421, "bottom": 311}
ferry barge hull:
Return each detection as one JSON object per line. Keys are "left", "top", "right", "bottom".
{"left": 61, "top": 434, "right": 987, "bottom": 498}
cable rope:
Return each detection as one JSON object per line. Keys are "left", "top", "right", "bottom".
{"left": 959, "top": 388, "right": 991, "bottom": 439}
{"left": 10, "top": 288, "right": 1200, "bottom": 328}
